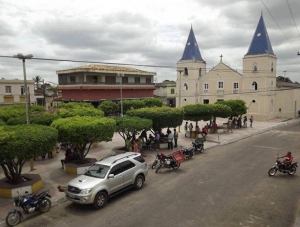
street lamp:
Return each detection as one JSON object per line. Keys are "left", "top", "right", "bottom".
{"left": 117, "top": 73, "right": 124, "bottom": 116}
{"left": 13, "top": 53, "right": 33, "bottom": 124}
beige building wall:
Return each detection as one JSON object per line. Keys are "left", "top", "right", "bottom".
{"left": 176, "top": 60, "right": 206, "bottom": 108}
{"left": 0, "top": 79, "right": 36, "bottom": 105}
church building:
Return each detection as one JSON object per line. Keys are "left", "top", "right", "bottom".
{"left": 176, "top": 14, "right": 300, "bottom": 120}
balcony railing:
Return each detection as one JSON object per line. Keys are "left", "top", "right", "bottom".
{"left": 59, "top": 81, "right": 154, "bottom": 86}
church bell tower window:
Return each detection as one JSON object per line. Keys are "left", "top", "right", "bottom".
{"left": 252, "top": 81, "right": 258, "bottom": 90}
{"left": 184, "top": 67, "right": 188, "bottom": 76}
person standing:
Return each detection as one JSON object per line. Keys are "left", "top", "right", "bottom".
{"left": 243, "top": 116, "right": 248, "bottom": 128}
{"left": 167, "top": 130, "right": 174, "bottom": 150}
{"left": 184, "top": 122, "right": 188, "bottom": 137}
{"left": 250, "top": 116, "right": 254, "bottom": 127}
{"left": 173, "top": 129, "right": 178, "bottom": 148}
{"left": 227, "top": 118, "right": 233, "bottom": 132}
{"left": 188, "top": 123, "right": 193, "bottom": 138}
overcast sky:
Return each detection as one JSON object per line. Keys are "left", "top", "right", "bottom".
{"left": 0, "top": 0, "right": 299, "bottom": 84}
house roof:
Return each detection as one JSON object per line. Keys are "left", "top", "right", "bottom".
{"left": 180, "top": 27, "right": 204, "bottom": 61}
{"left": 246, "top": 14, "right": 274, "bottom": 56}
{"left": 56, "top": 64, "right": 156, "bottom": 76}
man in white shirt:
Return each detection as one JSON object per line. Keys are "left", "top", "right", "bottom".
{"left": 167, "top": 131, "right": 174, "bottom": 150}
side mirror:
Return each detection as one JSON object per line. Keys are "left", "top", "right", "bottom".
{"left": 108, "top": 174, "right": 115, "bottom": 179}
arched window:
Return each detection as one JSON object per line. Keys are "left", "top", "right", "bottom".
{"left": 184, "top": 83, "right": 188, "bottom": 90}
{"left": 252, "top": 81, "right": 258, "bottom": 90}
{"left": 184, "top": 67, "right": 188, "bottom": 76}
{"left": 253, "top": 63, "right": 258, "bottom": 72}
{"left": 271, "top": 62, "right": 273, "bottom": 72}
{"left": 199, "top": 68, "right": 202, "bottom": 77}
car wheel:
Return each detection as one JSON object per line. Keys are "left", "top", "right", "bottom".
{"left": 134, "top": 175, "right": 144, "bottom": 190}
{"left": 93, "top": 191, "right": 108, "bottom": 210}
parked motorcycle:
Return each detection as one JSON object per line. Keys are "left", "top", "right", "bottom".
{"left": 6, "top": 190, "right": 52, "bottom": 227}
{"left": 151, "top": 150, "right": 180, "bottom": 173}
{"left": 268, "top": 155, "right": 298, "bottom": 176}
{"left": 181, "top": 146, "right": 195, "bottom": 160}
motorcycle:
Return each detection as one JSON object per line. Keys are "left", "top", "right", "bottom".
{"left": 151, "top": 150, "right": 180, "bottom": 173}
{"left": 181, "top": 146, "right": 195, "bottom": 160}
{"left": 6, "top": 190, "right": 52, "bottom": 227}
{"left": 268, "top": 156, "right": 298, "bottom": 176}
{"left": 193, "top": 137, "right": 205, "bottom": 154}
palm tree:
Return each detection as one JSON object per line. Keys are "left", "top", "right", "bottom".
{"left": 33, "top": 76, "right": 43, "bottom": 89}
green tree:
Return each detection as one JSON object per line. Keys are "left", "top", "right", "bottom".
{"left": 98, "top": 101, "right": 119, "bottom": 116}
{"left": 121, "top": 100, "right": 145, "bottom": 114}
{"left": 0, "top": 125, "right": 58, "bottom": 184}
{"left": 142, "top": 98, "right": 163, "bottom": 107}
{"left": 0, "top": 105, "right": 44, "bottom": 122}
{"left": 216, "top": 100, "right": 247, "bottom": 116}
{"left": 127, "top": 106, "right": 184, "bottom": 132}
{"left": 183, "top": 104, "right": 212, "bottom": 122}
{"left": 51, "top": 116, "right": 116, "bottom": 162}
{"left": 276, "top": 76, "right": 292, "bottom": 83}
{"left": 55, "top": 102, "right": 104, "bottom": 118}
{"left": 32, "top": 75, "right": 43, "bottom": 88}
{"left": 115, "top": 116, "right": 152, "bottom": 146}
{"left": 7, "top": 114, "right": 58, "bottom": 126}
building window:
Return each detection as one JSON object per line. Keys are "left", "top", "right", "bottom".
{"left": 217, "top": 99, "right": 224, "bottom": 102}
{"left": 122, "top": 77, "right": 128, "bottom": 84}
{"left": 106, "top": 76, "right": 116, "bottom": 84}
{"left": 146, "top": 78, "right": 151, "bottom": 84}
{"left": 252, "top": 81, "right": 258, "bottom": 90}
{"left": 204, "top": 83, "right": 209, "bottom": 90}
{"left": 70, "top": 76, "right": 76, "bottom": 83}
{"left": 5, "top": 86, "right": 11, "bottom": 95}
{"left": 253, "top": 63, "right": 258, "bottom": 72}
{"left": 135, "top": 77, "right": 140, "bottom": 84}
{"left": 93, "top": 76, "right": 98, "bottom": 83}
{"left": 21, "top": 86, "right": 25, "bottom": 95}
{"left": 171, "top": 89, "right": 175, "bottom": 94}
{"left": 183, "top": 83, "right": 188, "bottom": 90}
{"left": 199, "top": 68, "right": 202, "bottom": 77}
{"left": 271, "top": 62, "right": 273, "bottom": 72}
{"left": 203, "top": 99, "right": 209, "bottom": 104}
{"left": 184, "top": 67, "right": 188, "bottom": 76}
{"left": 233, "top": 82, "right": 239, "bottom": 89}
{"left": 218, "top": 81, "right": 224, "bottom": 89}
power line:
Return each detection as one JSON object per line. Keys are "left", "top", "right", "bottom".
{"left": 1, "top": 55, "right": 299, "bottom": 75}
{"left": 286, "top": 0, "right": 300, "bottom": 39}
{"left": 261, "top": 0, "right": 298, "bottom": 52}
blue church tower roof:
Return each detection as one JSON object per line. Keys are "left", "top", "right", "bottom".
{"left": 246, "top": 14, "right": 274, "bottom": 55}
{"left": 180, "top": 27, "right": 204, "bottom": 61}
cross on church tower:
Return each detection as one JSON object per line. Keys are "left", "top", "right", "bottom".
{"left": 220, "top": 54, "right": 223, "bottom": 62}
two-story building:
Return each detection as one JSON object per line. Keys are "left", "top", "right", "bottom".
{"left": 154, "top": 80, "right": 176, "bottom": 107}
{"left": 56, "top": 64, "right": 156, "bottom": 106}
{"left": 0, "top": 78, "right": 36, "bottom": 106}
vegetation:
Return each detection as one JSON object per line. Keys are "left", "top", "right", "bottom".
{"left": 121, "top": 100, "right": 145, "bottom": 114}
{"left": 215, "top": 100, "right": 247, "bottom": 117}
{"left": 276, "top": 76, "right": 292, "bottom": 83}
{"left": 0, "top": 105, "right": 45, "bottom": 122}
{"left": 115, "top": 116, "right": 152, "bottom": 146}
{"left": 0, "top": 125, "right": 58, "bottom": 184}
{"left": 51, "top": 116, "right": 116, "bottom": 162}
{"left": 98, "top": 101, "right": 119, "bottom": 116}
{"left": 55, "top": 102, "right": 104, "bottom": 118}
{"left": 127, "top": 106, "right": 184, "bottom": 132}
{"left": 6, "top": 114, "right": 58, "bottom": 126}
{"left": 142, "top": 98, "right": 163, "bottom": 107}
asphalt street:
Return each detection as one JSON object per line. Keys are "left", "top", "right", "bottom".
{"left": 10, "top": 124, "right": 300, "bottom": 227}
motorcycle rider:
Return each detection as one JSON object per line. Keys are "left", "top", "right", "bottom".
{"left": 279, "top": 151, "right": 293, "bottom": 169}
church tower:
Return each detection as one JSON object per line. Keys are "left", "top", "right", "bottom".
{"left": 242, "top": 14, "right": 277, "bottom": 120}
{"left": 176, "top": 26, "right": 206, "bottom": 108}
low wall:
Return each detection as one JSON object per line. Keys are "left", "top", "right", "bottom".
{"left": 64, "top": 158, "right": 97, "bottom": 175}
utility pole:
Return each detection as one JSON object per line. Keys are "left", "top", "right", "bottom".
{"left": 177, "top": 70, "right": 183, "bottom": 133}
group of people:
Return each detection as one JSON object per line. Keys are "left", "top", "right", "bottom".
{"left": 184, "top": 122, "right": 209, "bottom": 138}
{"left": 227, "top": 115, "right": 254, "bottom": 131}
{"left": 61, "top": 147, "right": 80, "bottom": 168}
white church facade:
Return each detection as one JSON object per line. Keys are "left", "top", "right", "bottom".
{"left": 176, "top": 14, "right": 300, "bottom": 120}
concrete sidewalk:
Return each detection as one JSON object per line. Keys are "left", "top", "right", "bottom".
{"left": 0, "top": 117, "right": 298, "bottom": 227}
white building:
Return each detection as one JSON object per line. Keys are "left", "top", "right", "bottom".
{"left": 176, "top": 14, "right": 300, "bottom": 120}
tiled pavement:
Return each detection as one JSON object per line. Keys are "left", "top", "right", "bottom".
{"left": 0, "top": 117, "right": 298, "bottom": 227}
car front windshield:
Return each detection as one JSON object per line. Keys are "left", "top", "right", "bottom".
{"left": 84, "top": 164, "right": 110, "bottom": 179}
